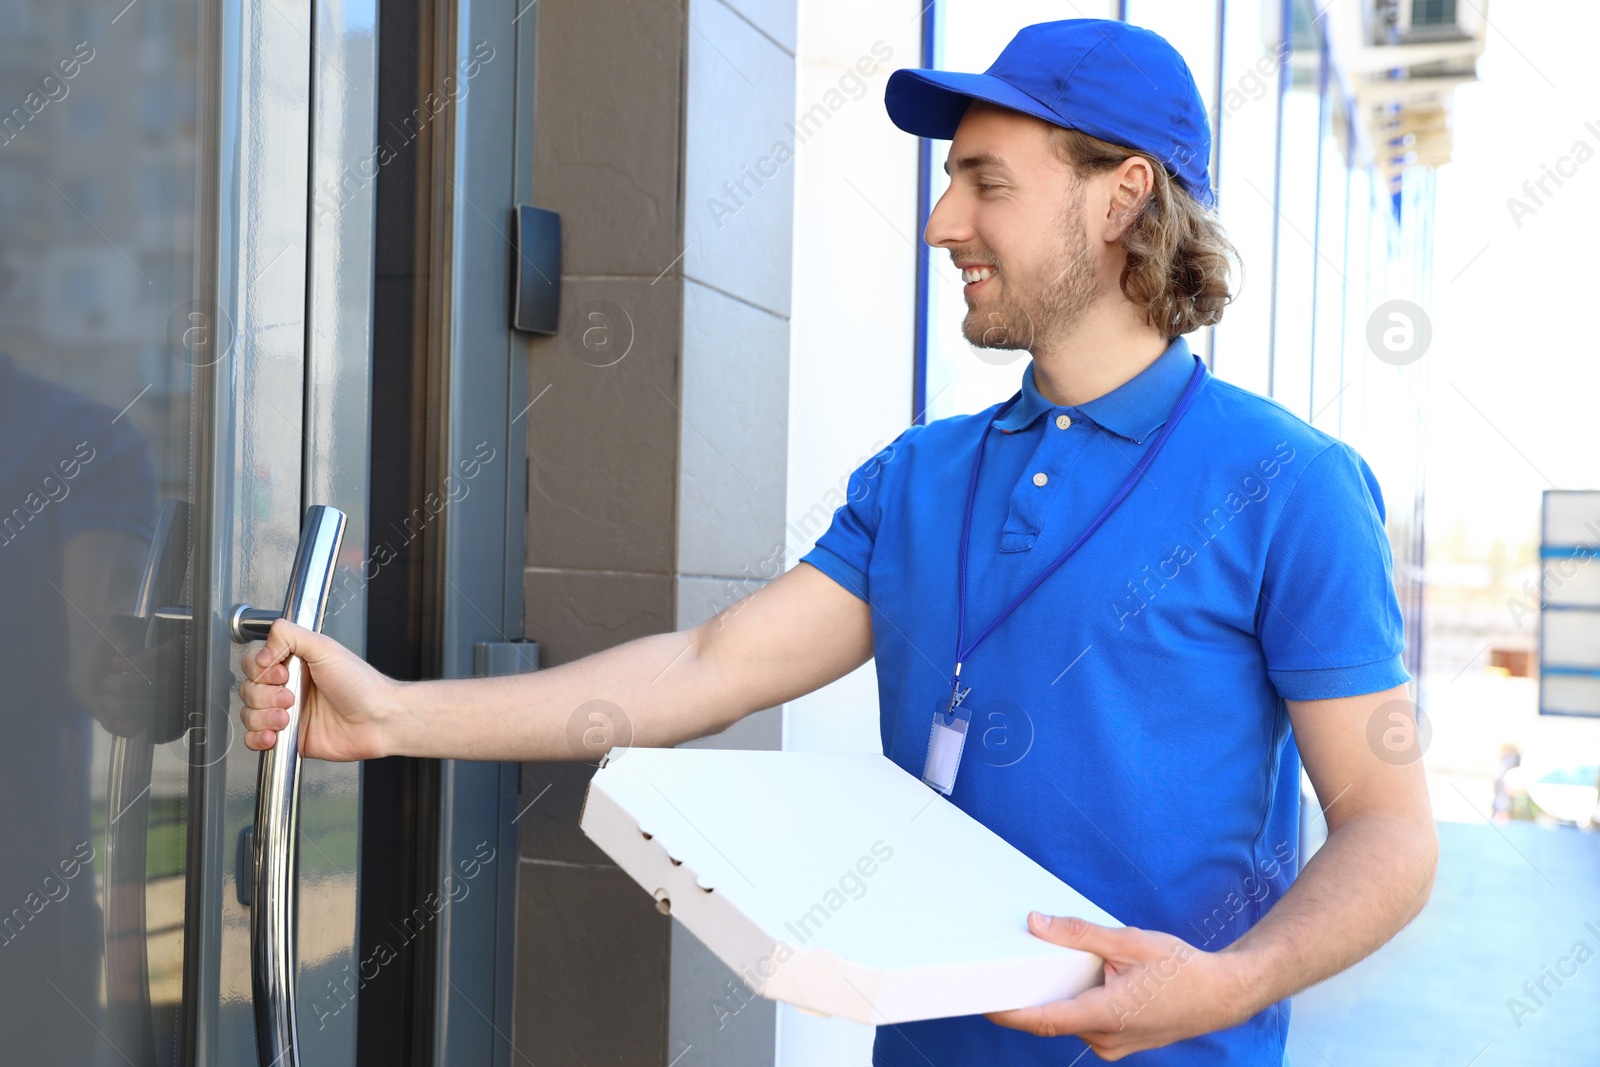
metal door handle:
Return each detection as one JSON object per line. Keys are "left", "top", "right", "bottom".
{"left": 231, "top": 605, "right": 285, "bottom": 643}
{"left": 104, "top": 499, "right": 191, "bottom": 1067}
{"left": 245, "top": 504, "right": 347, "bottom": 1067}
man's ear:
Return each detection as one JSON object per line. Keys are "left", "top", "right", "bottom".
{"left": 1102, "top": 156, "right": 1155, "bottom": 241}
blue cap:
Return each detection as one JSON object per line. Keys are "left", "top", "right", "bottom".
{"left": 885, "top": 19, "right": 1214, "bottom": 206}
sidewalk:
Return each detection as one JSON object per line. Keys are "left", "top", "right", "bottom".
{"left": 1288, "top": 820, "right": 1600, "bottom": 1065}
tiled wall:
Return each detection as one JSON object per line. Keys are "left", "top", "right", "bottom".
{"left": 516, "top": 0, "right": 795, "bottom": 1063}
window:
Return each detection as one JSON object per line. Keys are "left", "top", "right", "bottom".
{"left": 1411, "top": 0, "right": 1457, "bottom": 28}
{"left": 1210, "top": 0, "right": 1283, "bottom": 394}
{"left": 1267, "top": 0, "right": 1324, "bottom": 420}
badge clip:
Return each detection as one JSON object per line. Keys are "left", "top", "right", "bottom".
{"left": 921, "top": 682, "right": 972, "bottom": 795}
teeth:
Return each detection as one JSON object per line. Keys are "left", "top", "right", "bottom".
{"left": 962, "top": 266, "right": 996, "bottom": 283}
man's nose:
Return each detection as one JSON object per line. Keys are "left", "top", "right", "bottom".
{"left": 923, "top": 185, "right": 971, "bottom": 249}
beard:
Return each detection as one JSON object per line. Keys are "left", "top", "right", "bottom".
{"left": 960, "top": 187, "right": 1099, "bottom": 355}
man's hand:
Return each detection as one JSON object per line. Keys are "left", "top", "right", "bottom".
{"left": 985, "top": 913, "right": 1249, "bottom": 1061}
{"left": 239, "top": 618, "right": 399, "bottom": 760}
{"left": 988, "top": 683, "right": 1439, "bottom": 1059}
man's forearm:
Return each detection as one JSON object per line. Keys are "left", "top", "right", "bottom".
{"left": 1216, "top": 812, "right": 1437, "bottom": 1020}
{"left": 376, "top": 626, "right": 744, "bottom": 761}
{"left": 349, "top": 563, "right": 873, "bottom": 763}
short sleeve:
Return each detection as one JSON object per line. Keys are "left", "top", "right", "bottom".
{"left": 798, "top": 437, "right": 905, "bottom": 603}
{"left": 1257, "top": 442, "right": 1410, "bottom": 701}
{"left": 55, "top": 417, "right": 158, "bottom": 544}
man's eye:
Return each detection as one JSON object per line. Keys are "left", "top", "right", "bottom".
{"left": 976, "top": 182, "right": 996, "bottom": 192}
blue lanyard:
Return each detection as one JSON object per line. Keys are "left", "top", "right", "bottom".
{"left": 950, "top": 356, "right": 1208, "bottom": 692}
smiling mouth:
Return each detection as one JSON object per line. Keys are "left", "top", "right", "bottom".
{"left": 961, "top": 265, "right": 996, "bottom": 292}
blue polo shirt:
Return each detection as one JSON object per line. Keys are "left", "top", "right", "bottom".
{"left": 800, "top": 336, "right": 1408, "bottom": 1066}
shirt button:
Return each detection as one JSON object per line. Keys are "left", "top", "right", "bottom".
{"left": 1055, "top": 414, "right": 1072, "bottom": 430}
{"left": 1032, "top": 472, "right": 1049, "bottom": 487}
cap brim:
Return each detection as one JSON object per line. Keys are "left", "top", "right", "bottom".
{"left": 884, "top": 68, "right": 1065, "bottom": 140}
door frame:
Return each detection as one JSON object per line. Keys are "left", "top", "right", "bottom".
{"left": 422, "top": 1, "right": 537, "bottom": 1063}
{"left": 183, "top": 0, "right": 378, "bottom": 1064}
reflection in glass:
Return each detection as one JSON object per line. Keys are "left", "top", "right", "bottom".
{"left": 1119, "top": 0, "right": 1220, "bottom": 365}
{"left": 1210, "top": 0, "right": 1283, "bottom": 394}
{"left": 1270, "top": 0, "right": 1323, "bottom": 420}
{"left": 0, "top": 2, "right": 203, "bottom": 1064}
{"left": 1311, "top": 86, "right": 1350, "bottom": 434}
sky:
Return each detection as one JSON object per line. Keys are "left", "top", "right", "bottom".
{"left": 1426, "top": 0, "right": 1600, "bottom": 559}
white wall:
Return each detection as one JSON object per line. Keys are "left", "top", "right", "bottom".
{"left": 782, "top": 0, "right": 918, "bottom": 758}
{"left": 780, "top": 0, "right": 920, "bottom": 1062}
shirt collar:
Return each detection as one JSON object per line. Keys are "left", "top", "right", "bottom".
{"left": 992, "top": 336, "right": 1198, "bottom": 444}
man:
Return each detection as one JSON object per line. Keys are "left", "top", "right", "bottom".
{"left": 241, "top": 19, "right": 1437, "bottom": 1065}
{"left": 1, "top": 349, "right": 159, "bottom": 1066}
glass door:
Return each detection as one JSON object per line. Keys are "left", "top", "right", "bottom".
{"left": 0, "top": 0, "right": 375, "bottom": 1064}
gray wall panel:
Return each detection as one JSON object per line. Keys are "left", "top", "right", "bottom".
{"left": 677, "top": 280, "right": 790, "bottom": 579}
{"left": 513, "top": 0, "right": 792, "bottom": 1064}
{"left": 526, "top": 278, "right": 684, "bottom": 576}
{"left": 530, "top": 0, "right": 686, "bottom": 277}
{"left": 684, "top": 0, "right": 798, "bottom": 318}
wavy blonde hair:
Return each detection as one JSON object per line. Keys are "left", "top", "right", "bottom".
{"left": 1048, "top": 126, "right": 1238, "bottom": 339}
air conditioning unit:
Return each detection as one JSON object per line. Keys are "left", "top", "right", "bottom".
{"left": 1322, "top": 1, "right": 1488, "bottom": 193}
{"left": 1346, "top": 0, "right": 1487, "bottom": 72}
{"left": 1393, "top": 0, "right": 1485, "bottom": 45}
{"left": 1365, "top": 0, "right": 1488, "bottom": 49}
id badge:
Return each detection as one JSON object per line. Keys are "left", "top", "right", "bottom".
{"left": 921, "top": 693, "right": 971, "bottom": 796}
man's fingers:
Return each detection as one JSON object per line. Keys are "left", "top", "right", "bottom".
{"left": 242, "top": 647, "right": 291, "bottom": 684}
{"left": 240, "top": 699, "right": 289, "bottom": 732}
{"left": 240, "top": 620, "right": 323, "bottom": 752}
{"left": 255, "top": 618, "right": 301, "bottom": 671}
{"left": 244, "top": 728, "right": 279, "bottom": 752}
{"left": 1027, "top": 912, "right": 1132, "bottom": 960}
{"left": 986, "top": 985, "right": 1115, "bottom": 1037}
{"left": 243, "top": 624, "right": 293, "bottom": 681}
{"left": 241, "top": 645, "right": 267, "bottom": 681}
{"left": 254, "top": 617, "right": 335, "bottom": 673}
{"left": 262, "top": 617, "right": 345, "bottom": 667}
{"left": 242, "top": 676, "right": 293, "bottom": 704}
{"left": 239, "top": 678, "right": 292, "bottom": 710}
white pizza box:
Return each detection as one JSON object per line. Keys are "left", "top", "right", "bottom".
{"left": 579, "top": 747, "right": 1121, "bottom": 1025}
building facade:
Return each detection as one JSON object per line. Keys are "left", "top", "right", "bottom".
{"left": 0, "top": 1, "right": 1477, "bottom": 1065}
